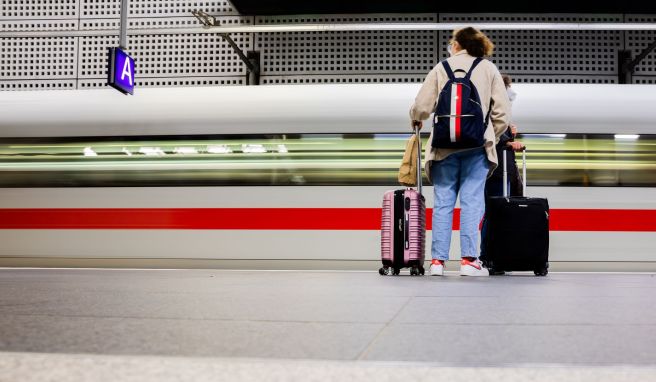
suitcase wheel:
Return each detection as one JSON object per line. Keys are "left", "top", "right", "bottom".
{"left": 534, "top": 262, "right": 549, "bottom": 277}
{"left": 379, "top": 267, "right": 391, "bottom": 276}
{"left": 393, "top": 268, "right": 401, "bottom": 276}
{"left": 534, "top": 268, "right": 548, "bottom": 277}
{"left": 483, "top": 260, "right": 505, "bottom": 276}
{"left": 409, "top": 266, "right": 423, "bottom": 276}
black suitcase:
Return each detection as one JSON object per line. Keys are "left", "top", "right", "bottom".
{"left": 482, "top": 148, "right": 550, "bottom": 276}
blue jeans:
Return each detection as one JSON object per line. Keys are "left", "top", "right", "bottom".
{"left": 430, "top": 148, "right": 489, "bottom": 261}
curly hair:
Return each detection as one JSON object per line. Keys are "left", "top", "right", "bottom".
{"left": 453, "top": 27, "right": 494, "bottom": 58}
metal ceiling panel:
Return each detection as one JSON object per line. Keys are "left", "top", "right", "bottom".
{"left": 230, "top": 0, "right": 656, "bottom": 16}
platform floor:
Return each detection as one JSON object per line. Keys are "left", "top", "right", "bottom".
{"left": 1, "top": 268, "right": 655, "bottom": 381}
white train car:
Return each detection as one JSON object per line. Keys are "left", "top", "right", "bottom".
{"left": 0, "top": 84, "right": 654, "bottom": 271}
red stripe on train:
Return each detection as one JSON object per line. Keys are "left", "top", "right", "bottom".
{"left": 0, "top": 208, "right": 654, "bottom": 231}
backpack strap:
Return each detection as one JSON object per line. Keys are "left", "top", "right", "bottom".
{"left": 466, "top": 57, "right": 492, "bottom": 126}
{"left": 465, "top": 57, "right": 484, "bottom": 80}
{"left": 484, "top": 99, "right": 493, "bottom": 127}
{"left": 441, "top": 60, "right": 456, "bottom": 81}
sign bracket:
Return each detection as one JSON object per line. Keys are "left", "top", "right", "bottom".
{"left": 193, "top": 10, "right": 261, "bottom": 85}
{"left": 119, "top": 0, "right": 128, "bottom": 49}
{"left": 619, "top": 38, "right": 656, "bottom": 84}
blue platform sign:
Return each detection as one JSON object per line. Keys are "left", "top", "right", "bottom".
{"left": 108, "top": 47, "right": 135, "bottom": 95}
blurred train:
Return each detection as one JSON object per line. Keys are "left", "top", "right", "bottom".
{"left": 0, "top": 84, "right": 655, "bottom": 271}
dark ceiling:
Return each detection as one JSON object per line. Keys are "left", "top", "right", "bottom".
{"left": 231, "top": 0, "right": 656, "bottom": 15}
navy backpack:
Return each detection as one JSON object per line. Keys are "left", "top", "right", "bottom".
{"left": 431, "top": 57, "right": 491, "bottom": 149}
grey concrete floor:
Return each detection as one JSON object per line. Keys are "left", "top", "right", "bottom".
{"left": 1, "top": 268, "right": 655, "bottom": 381}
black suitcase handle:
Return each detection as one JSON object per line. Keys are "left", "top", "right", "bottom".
{"left": 503, "top": 146, "right": 527, "bottom": 197}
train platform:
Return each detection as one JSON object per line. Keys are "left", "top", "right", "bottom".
{"left": 1, "top": 268, "right": 655, "bottom": 381}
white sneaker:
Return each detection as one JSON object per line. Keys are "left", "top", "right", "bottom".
{"left": 460, "top": 258, "right": 489, "bottom": 277}
{"left": 430, "top": 260, "right": 444, "bottom": 276}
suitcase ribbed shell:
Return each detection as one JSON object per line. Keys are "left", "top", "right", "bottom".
{"left": 381, "top": 189, "right": 426, "bottom": 268}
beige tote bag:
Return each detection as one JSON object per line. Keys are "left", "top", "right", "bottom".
{"left": 398, "top": 134, "right": 421, "bottom": 187}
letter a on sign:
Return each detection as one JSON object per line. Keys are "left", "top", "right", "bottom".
{"left": 108, "top": 47, "right": 135, "bottom": 95}
{"left": 121, "top": 59, "right": 133, "bottom": 86}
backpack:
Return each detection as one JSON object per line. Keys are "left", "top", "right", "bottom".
{"left": 431, "top": 57, "right": 491, "bottom": 149}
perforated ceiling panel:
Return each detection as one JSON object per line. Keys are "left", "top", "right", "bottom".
{"left": 2, "top": 4, "right": 656, "bottom": 91}
{"left": 1, "top": 0, "right": 78, "bottom": 19}
{"left": 0, "top": 1, "right": 78, "bottom": 90}
{"left": 1, "top": 1, "right": 247, "bottom": 89}
{"left": 77, "top": 32, "right": 251, "bottom": 79}
{"left": 256, "top": 14, "right": 438, "bottom": 84}
{"left": 78, "top": 16, "right": 249, "bottom": 30}
{"left": 261, "top": 74, "right": 425, "bottom": 85}
{"left": 0, "top": 20, "right": 78, "bottom": 32}
{"left": 79, "top": 0, "right": 238, "bottom": 18}
{"left": 0, "top": 36, "right": 77, "bottom": 90}
{"left": 439, "top": 14, "right": 623, "bottom": 83}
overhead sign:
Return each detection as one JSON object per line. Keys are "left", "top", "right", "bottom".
{"left": 108, "top": 47, "right": 135, "bottom": 95}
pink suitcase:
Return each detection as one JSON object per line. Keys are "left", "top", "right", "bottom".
{"left": 379, "top": 126, "right": 426, "bottom": 276}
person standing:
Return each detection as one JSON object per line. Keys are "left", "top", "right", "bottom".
{"left": 479, "top": 75, "right": 525, "bottom": 267}
{"left": 409, "top": 27, "right": 510, "bottom": 276}
{"left": 503, "top": 74, "right": 525, "bottom": 197}
{"left": 486, "top": 74, "right": 525, "bottom": 198}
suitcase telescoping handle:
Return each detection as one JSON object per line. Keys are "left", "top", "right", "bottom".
{"left": 503, "top": 146, "right": 527, "bottom": 197}
{"left": 413, "top": 123, "right": 423, "bottom": 195}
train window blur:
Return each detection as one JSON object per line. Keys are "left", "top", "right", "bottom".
{"left": 0, "top": 134, "right": 654, "bottom": 187}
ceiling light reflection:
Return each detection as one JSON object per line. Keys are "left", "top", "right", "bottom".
{"left": 174, "top": 147, "right": 198, "bottom": 155}
{"left": 83, "top": 147, "right": 97, "bottom": 157}
{"left": 614, "top": 134, "right": 640, "bottom": 140}
{"left": 139, "top": 147, "right": 166, "bottom": 156}
{"left": 207, "top": 145, "right": 232, "bottom": 154}
{"left": 242, "top": 144, "right": 267, "bottom": 154}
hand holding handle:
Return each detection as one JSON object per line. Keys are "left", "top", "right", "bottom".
{"left": 505, "top": 141, "right": 525, "bottom": 152}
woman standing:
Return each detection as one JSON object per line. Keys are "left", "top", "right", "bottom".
{"left": 409, "top": 27, "right": 511, "bottom": 276}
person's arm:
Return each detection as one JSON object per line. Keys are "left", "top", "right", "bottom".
{"left": 489, "top": 68, "right": 511, "bottom": 139}
{"left": 498, "top": 128, "right": 512, "bottom": 146}
{"left": 500, "top": 126, "right": 525, "bottom": 151}
{"left": 409, "top": 66, "right": 440, "bottom": 129}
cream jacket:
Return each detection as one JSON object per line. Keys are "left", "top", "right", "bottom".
{"left": 409, "top": 50, "right": 511, "bottom": 182}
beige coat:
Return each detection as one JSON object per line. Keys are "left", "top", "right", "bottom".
{"left": 409, "top": 49, "right": 511, "bottom": 182}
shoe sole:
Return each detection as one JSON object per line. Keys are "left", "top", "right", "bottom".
{"left": 460, "top": 268, "right": 489, "bottom": 277}
{"left": 430, "top": 266, "right": 444, "bottom": 276}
